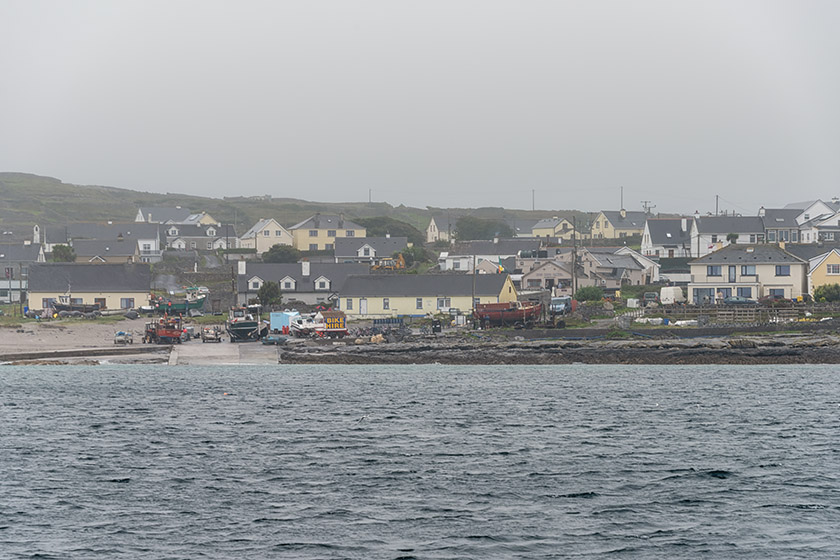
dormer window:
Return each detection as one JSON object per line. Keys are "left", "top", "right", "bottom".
{"left": 207, "top": 228, "right": 216, "bottom": 236}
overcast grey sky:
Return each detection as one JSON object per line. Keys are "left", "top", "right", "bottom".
{"left": 2, "top": 1, "right": 839, "bottom": 215}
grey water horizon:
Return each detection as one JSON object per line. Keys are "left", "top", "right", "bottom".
{"left": 3, "top": 364, "right": 839, "bottom": 558}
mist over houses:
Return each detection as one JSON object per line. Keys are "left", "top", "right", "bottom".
{"left": 5, "top": 197, "right": 840, "bottom": 316}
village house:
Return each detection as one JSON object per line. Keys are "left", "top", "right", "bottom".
{"left": 236, "top": 260, "right": 369, "bottom": 306}
{"left": 333, "top": 236, "right": 409, "bottom": 264}
{"left": 135, "top": 206, "right": 219, "bottom": 226}
{"left": 641, "top": 218, "right": 692, "bottom": 258}
{"left": 338, "top": 273, "right": 518, "bottom": 318}
{"left": 0, "top": 242, "right": 45, "bottom": 304}
{"left": 531, "top": 217, "right": 575, "bottom": 241}
{"left": 519, "top": 260, "right": 575, "bottom": 294}
{"left": 289, "top": 214, "right": 366, "bottom": 252}
{"left": 38, "top": 223, "right": 167, "bottom": 263}
{"left": 590, "top": 209, "right": 648, "bottom": 239}
{"left": 425, "top": 215, "right": 458, "bottom": 243}
{"left": 783, "top": 243, "right": 840, "bottom": 296}
{"left": 71, "top": 239, "right": 140, "bottom": 264}
{"left": 28, "top": 262, "right": 151, "bottom": 312}
{"left": 167, "top": 223, "right": 237, "bottom": 251}
{"left": 576, "top": 248, "right": 648, "bottom": 289}
{"left": 689, "top": 215, "right": 766, "bottom": 258}
{"left": 238, "top": 218, "right": 293, "bottom": 255}
{"left": 687, "top": 244, "right": 807, "bottom": 304}
{"left": 438, "top": 238, "right": 543, "bottom": 272}
{"left": 759, "top": 208, "right": 801, "bottom": 244}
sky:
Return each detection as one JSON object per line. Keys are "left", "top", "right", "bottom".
{"left": 1, "top": 1, "right": 839, "bottom": 215}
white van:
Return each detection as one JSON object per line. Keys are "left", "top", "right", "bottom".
{"left": 660, "top": 286, "right": 686, "bottom": 305}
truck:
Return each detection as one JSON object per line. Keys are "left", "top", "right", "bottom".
{"left": 200, "top": 325, "right": 223, "bottom": 343}
{"left": 143, "top": 316, "right": 186, "bottom": 344}
{"left": 660, "top": 286, "right": 686, "bottom": 305}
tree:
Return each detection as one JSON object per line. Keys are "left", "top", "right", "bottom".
{"left": 398, "top": 245, "right": 431, "bottom": 267}
{"left": 454, "top": 216, "right": 513, "bottom": 240}
{"left": 726, "top": 233, "right": 739, "bottom": 244}
{"left": 356, "top": 217, "right": 425, "bottom": 245}
{"left": 262, "top": 244, "right": 302, "bottom": 263}
{"left": 257, "top": 281, "right": 283, "bottom": 307}
{"left": 814, "top": 284, "right": 840, "bottom": 302}
{"left": 51, "top": 244, "right": 76, "bottom": 262}
{"left": 574, "top": 286, "right": 604, "bottom": 302}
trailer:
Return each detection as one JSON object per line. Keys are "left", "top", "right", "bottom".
{"left": 474, "top": 301, "right": 542, "bottom": 328}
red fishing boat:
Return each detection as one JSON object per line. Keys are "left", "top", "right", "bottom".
{"left": 473, "top": 301, "right": 542, "bottom": 327}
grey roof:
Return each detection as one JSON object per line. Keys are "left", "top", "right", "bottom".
{"left": 430, "top": 215, "right": 459, "bottom": 231}
{"left": 504, "top": 218, "right": 540, "bottom": 235}
{"left": 783, "top": 200, "right": 840, "bottom": 212}
{"left": 0, "top": 243, "right": 43, "bottom": 263}
{"left": 46, "top": 223, "right": 165, "bottom": 244}
{"left": 240, "top": 218, "right": 280, "bottom": 239}
{"left": 761, "top": 209, "right": 800, "bottom": 229}
{"left": 72, "top": 239, "right": 138, "bottom": 258}
{"left": 138, "top": 207, "right": 193, "bottom": 223}
{"left": 289, "top": 214, "right": 363, "bottom": 231}
{"left": 588, "top": 253, "right": 644, "bottom": 270}
{"left": 601, "top": 210, "right": 648, "bottom": 229}
{"left": 691, "top": 244, "right": 805, "bottom": 265}
{"left": 782, "top": 243, "right": 840, "bottom": 261}
{"left": 164, "top": 224, "right": 236, "bottom": 238}
{"left": 693, "top": 216, "right": 765, "bottom": 234}
{"left": 334, "top": 237, "right": 408, "bottom": 258}
{"left": 458, "top": 238, "right": 542, "bottom": 256}
{"left": 28, "top": 263, "right": 151, "bottom": 292}
{"left": 239, "top": 262, "right": 370, "bottom": 293}
{"left": 646, "top": 218, "right": 691, "bottom": 246}
{"left": 341, "top": 273, "right": 510, "bottom": 297}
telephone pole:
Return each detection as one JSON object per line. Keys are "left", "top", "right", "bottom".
{"left": 641, "top": 200, "right": 656, "bottom": 214}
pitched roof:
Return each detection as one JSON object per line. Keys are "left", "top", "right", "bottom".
{"left": 334, "top": 237, "right": 408, "bottom": 258}
{"left": 782, "top": 242, "right": 840, "bottom": 261}
{"left": 238, "top": 262, "right": 369, "bottom": 292}
{"left": 457, "top": 238, "right": 542, "bottom": 256}
{"left": 72, "top": 239, "right": 138, "bottom": 258}
{"left": 341, "top": 273, "right": 510, "bottom": 297}
{"left": 46, "top": 223, "right": 164, "bottom": 244}
{"left": 761, "top": 209, "right": 800, "bottom": 229}
{"left": 601, "top": 210, "right": 648, "bottom": 229}
{"left": 240, "top": 218, "right": 281, "bottom": 239}
{"left": 0, "top": 243, "right": 43, "bottom": 262}
{"left": 289, "top": 214, "right": 363, "bottom": 231}
{"left": 28, "top": 263, "right": 151, "bottom": 292}
{"left": 646, "top": 218, "right": 691, "bottom": 246}
{"left": 504, "top": 218, "right": 540, "bottom": 235}
{"left": 138, "top": 207, "right": 193, "bottom": 223}
{"left": 693, "top": 216, "right": 765, "bottom": 234}
{"left": 164, "top": 224, "right": 237, "bottom": 238}
{"left": 691, "top": 244, "right": 805, "bottom": 265}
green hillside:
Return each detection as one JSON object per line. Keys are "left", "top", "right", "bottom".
{"left": 0, "top": 171, "right": 592, "bottom": 239}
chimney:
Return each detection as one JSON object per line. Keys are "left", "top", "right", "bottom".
{"left": 301, "top": 260, "right": 310, "bottom": 277}
{"left": 386, "top": 233, "right": 390, "bottom": 238}
{"left": 620, "top": 208, "right": 626, "bottom": 218}
{"left": 680, "top": 218, "right": 687, "bottom": 232}
{"left": 237, "top": 260, "right": 246, "bottom": 276}
{"left": 779, "top": 241, "right": 786, "bottom": 250}
{"left": 147, "top": 212, "right": 152, "bottom": 223}
{"left": 339, "top": 213, "right": 345, "bottom": 228}
{"left": 758, "top": 206, "right": 765, "bottom": 217}
{"left": 313, "top": 213, "right": 320, "bottom": 228}
{"left": 493, "top": 237, "right": 499, "bottom": 244}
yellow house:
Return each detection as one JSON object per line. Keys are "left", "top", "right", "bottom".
{"left": 239, "top": 218, "right": 293, "bottom": 255}
{"left": 531, "top": 217, "right": 576, "bottom": 240}
{"left": 590, "top": 209, "right": 648, "bottom": 239}
{"left": 338, "top": 274, "right": 518, "bottom": 318}
{"left": 806, "top": 248, "right": 840, "bottom": 297}
{"left": 289, "top": 213, "right": 366, "bottom": 252}
{"left": 27, "top": 262, "right": 151, "bottom": 311}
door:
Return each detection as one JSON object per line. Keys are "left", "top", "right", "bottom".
{"left": 360, "top": 298, "right": 368, "bottom": 316}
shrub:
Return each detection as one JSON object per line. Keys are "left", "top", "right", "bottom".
{"left": 814, "top": 284, "right": 840, "bottom": 302}
{"left": 574, "top": 286, "right": 605, "bottom": 302}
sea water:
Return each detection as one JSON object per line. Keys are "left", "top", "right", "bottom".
{"left": 2, "top": 364, "right": 839, "bottom": 559}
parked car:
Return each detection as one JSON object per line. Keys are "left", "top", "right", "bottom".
{"left": 722, "top": 296, "right": 758, "bottom": 305}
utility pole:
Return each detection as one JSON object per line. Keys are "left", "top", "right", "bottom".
{"left": 715, "top": 195, "right": 719, "bottom": 216}
{"left": 532, "top": 189, "right": 535, "bottom": 212}
{"left": 369, "top": 189, "right": 372, "bottom": 204}
{"left": 620, "top": 186, "right": 624, "bottom": 209}
{"left": 571, "top": 218, "right": 578, "bottom": 296}
{"left": 641, "top": 200, "right": 656, "bottom": 214}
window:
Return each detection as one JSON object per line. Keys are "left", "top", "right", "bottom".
{"left": 707, "top": 265, "right": 722, "bottom": 276}
{"left": 749, "top": 235, "right": 756, "bottom": 243}
{"left": 792, "top": 230, "right": 799, "bottom": 242}
{"left": 767, "top": 230, "right": 776, "bottom": 242}
{"left": 70, "top": 298, "right": 83, "bottom": 305}
{"left": 453, "top": 261, "right": 460, "bottom": 269}
{"left": 283, "top": 281, "right": 293, "bottom": 289}
{"left": 317, "top": 281, "right": 327, "bottom": 290}
{"left": 309, "top": 230, "right": 318, "bottom": 237}
{"left": 251, "top": 281, "right": 260, "bottom": 289}
{"left": 346, "top": 298, "right": 353, "bottom": 310}
{"left": 711, "top": 235, "right": 718, "bottom": 243}
{"left": 473, "top": 297, "right": 481, "bottom": 308}
{"left": 206, "top": 242, "right": 213, "bottom": 250}
{"left": 436, "top": 297, "right": 451, "bottom": 309}
{"left": 775, "top": 265, "right": 790, "bottom": 276}
{"left": 741, "top": 265, "right": 756, "bottom": 276}
{"left": 383, "top": 298, "right": 389, "bottom": 310}
{"left": 142, "top": 243, "right": 151, "bottom": 251}
{"left": 770, "top": 289, "right": 785, "bottom": 297}
{"left": 325, "top": 244, "right": 333, "bottom": 251}
{"left": 264, "top": 230, "right": 270, "bottom": 237}
{"left": 779, "top": 230, "right": 789, "bottom": 242}
{"left": 190, "top": 241, "right": 197, "bottom": 249}
{"left": 120, "top": 298, "right": 135, "bottom": 309}
{"left": 345, "top": 230, "right": 355, "bottom": 237}
{"left": 827, "top": 233, "right": 836, "bottom": 241}
{"left": 363, "top": 248, "right": 370, "bottom": 256}
{"left": 737, "top": 287, "right": 752, "bottom": 298}
{"left": 327, "top": 230, "right": 336, "bottom": 237}
{"left": 275, "top": 230, "right": 283, "bottom": 237}
{"left": 4, "top": 267, "right": 13, "bottom": 279}
{"left": 309, "top": 244, "right": 318, "bottom": 251}
{"left": 527, "top": 279, "right": 541, "bottom": 288}
{"left": 95, "top": 298, "right": 107, "bottom": 309}
{"left": 828, "top": 264, "right": 840, "bottom": 275}
{"left": 416, "top": 297, "right": 423, "bottom": 309}
{"left": 42, "top": 298, "right": 51, "bottom": 309}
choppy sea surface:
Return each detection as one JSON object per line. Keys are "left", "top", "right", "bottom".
{"left": 2, "top": 364, "right": 840, "bottom": 559}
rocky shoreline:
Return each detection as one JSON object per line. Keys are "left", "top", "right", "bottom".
{"left": 279, "top": 331, "right": 840, "bottom": 365}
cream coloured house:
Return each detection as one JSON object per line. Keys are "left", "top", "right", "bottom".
{"left": 239, "top": 218, "right": 293, "bottom": 255}
{"left": 688, "top": 244, "right": 807, "bottom": 304}
{"left": 338, "top": 274, "right": 518, "bottom": 318}
{"left": 289, "top": 214, "right": 366, "bottom": 252}
{"left": 28, "top": 263, "right": 151, "bottom": 311}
